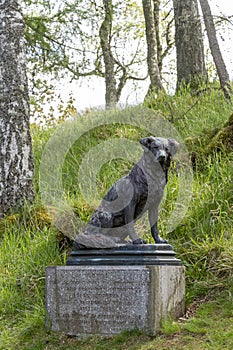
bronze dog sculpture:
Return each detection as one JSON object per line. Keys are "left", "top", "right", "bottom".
{"left": 74, "top": 136, "right": 179, "bottom": 249}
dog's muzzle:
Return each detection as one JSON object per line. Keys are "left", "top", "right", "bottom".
{"left": 157, "top": 150, "right": 167, "bottom": 163}
{"left": 158, "top": 155, "right": 166, "bottom": 162}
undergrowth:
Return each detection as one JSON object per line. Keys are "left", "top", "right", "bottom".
{"left": 0, "top": 87, "right": 233, "bottom": 349}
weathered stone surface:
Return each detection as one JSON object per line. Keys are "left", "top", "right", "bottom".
{"left": 45, "top": 265, "right": 185, "bottom": 336}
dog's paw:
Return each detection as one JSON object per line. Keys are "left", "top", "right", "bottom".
{"left": 155, "top": 236, "right": 168, "bottom": 244}
{"left": 133, "top": 238, "right": 147, "bottom": 244}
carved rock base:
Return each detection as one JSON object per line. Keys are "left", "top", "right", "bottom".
{"left": 45, "top": 264, "right": 185, "bottom": 336}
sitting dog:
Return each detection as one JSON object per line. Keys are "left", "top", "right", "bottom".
{"left": 74, "top": 136, "right": 179, "bottom": 249}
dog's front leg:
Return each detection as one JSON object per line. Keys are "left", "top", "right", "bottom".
{"left": 148, "top": 209, "right": 168, "bottom": 244}
{"left": 124, "top": 205, "right": 147, "bottom": 244}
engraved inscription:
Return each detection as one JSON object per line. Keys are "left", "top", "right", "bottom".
{"left": 55, "top": 267, "right": 150, "bottom": 334}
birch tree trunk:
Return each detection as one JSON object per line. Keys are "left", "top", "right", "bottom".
{"left": 199, "top": 0, "right": 232, "bottom": 100}
{"left": 173, "top": 0, "right": 207, "bottom": 90}
{"left": 99, "top": 0, "right": 118, "bottom": 108}
{"left": 142, "top": 0, "right": 164, "bottom": 97}
{"left": 0, "top": 0, "right": 34, "bottom": 213}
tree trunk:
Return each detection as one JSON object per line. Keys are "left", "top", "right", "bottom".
{"left": 173, "top": 0, "right": 207, "bottom": 91}
{"left": 99, "top": 0, "right": 118, "bottom": 108}
{"left": 0, "top": 0, "right": 34, "bottom": 213}
{"left": 199, "top": 0, "right": 232, "bottom": 100}
{"left": 153, "top": 0, "right": 163, "bottom": 73}
{"left": 142, "top": 0, "right": 164, "bottom": 97}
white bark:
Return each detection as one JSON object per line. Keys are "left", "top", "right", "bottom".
{"left": 0, "top": 0, "right": 34, "bottom": 213}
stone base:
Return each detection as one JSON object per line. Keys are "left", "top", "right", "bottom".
{"left": 45, "top": 265, "right": 185, "bottom": 336}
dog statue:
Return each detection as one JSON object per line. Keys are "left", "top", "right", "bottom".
{"left": 73, "top": 136, "right": 179, "bottom": 249}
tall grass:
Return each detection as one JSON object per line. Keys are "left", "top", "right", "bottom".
{"left": 171, "top": 154, "right": 233, "bottom": 300}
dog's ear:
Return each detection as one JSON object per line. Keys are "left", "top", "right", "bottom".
{"left": 168, "top": 138, "right": 179, "bottom": 156}
{"left": 140, "top": 136, "right": 154, "bottom": 151}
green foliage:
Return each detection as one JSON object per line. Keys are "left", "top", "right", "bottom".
{"left": 1, "top": 88, "right": 233, "bottom": 348}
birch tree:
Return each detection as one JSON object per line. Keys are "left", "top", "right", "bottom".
{"left": 0, "top": 0, "right": 34, "bottom": 213}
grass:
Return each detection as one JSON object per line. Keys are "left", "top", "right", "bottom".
{"left": 1, "top": 288, "right": 232, "bottom": 349}
{"left": 0, "top": 87, "right": 233, "bottom": 349}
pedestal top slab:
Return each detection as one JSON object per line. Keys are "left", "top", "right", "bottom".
{"left": 66, "top": 243, "right": 182, "bottom": 266}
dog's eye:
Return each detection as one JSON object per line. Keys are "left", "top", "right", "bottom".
{"left": 165, "top": 147, "right": 169, "bottom": 152}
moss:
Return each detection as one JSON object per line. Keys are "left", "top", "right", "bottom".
{"left": 205, "top": 114, "right": 233, "bottom": 154}
{"left": 183, "top": 113, "right": 233, "bottom": 170}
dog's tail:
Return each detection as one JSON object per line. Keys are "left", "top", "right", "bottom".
{"left": 73, "top": 232, "right": 120, "bottom": 249}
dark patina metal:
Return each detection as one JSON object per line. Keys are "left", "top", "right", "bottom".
{"left": 66, "top": 244, "right": 181, "bottom": 266}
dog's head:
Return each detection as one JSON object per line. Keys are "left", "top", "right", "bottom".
{"left": 140, "top": 136, "right": 179, "bottom": 165}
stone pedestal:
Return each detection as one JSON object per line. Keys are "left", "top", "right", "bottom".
{"left": 45, "top": 245, "right": 185, "bottom": 336}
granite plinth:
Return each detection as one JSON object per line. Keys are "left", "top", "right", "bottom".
{"left": 66, "top": 244, "right": 181, "bottom": 266}
{"left": 45, "top": 264, "right": 185, "bottom": 336}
